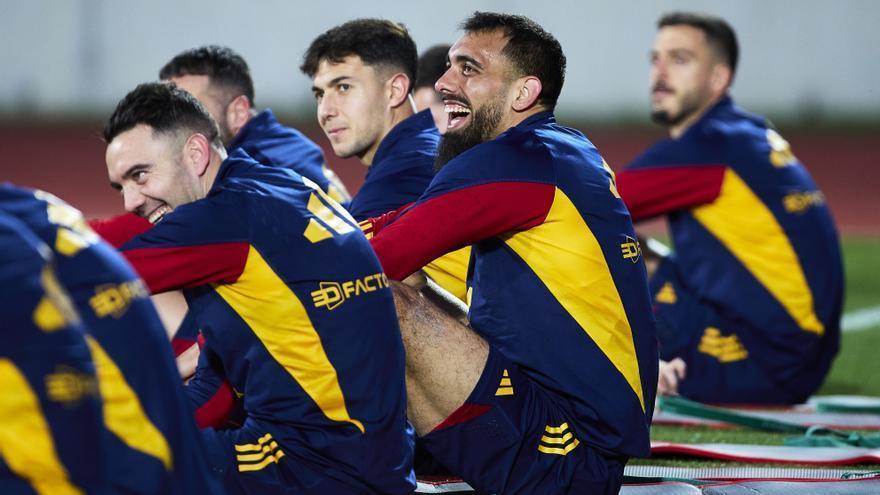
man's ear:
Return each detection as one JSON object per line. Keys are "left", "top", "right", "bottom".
{"left": 388, "top": 73, "right": 411, "bottom": 109}
{"left": 511, "top": 76, "right": 542, "bottom": 112}
{"left": 709, "top": 64, "right": 732, "bottom": 95}
{"left": 183, "top": 133, "right": 212, "bottom": 177}
{"left": 225, "top": 94, "right": 252, "bottom": 136}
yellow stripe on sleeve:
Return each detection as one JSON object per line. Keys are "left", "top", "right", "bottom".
{"left": 0, "top": 359, "right": 84, "bottom": 495}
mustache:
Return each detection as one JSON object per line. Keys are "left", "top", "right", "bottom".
{"left": 441, "top": 93, "right": 471, "bottom": 108}
{"left": 652, "top": 83, "right": 674, "bottom": 93}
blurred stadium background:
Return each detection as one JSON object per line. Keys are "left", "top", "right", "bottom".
{"left": 1, "top": 0, "right": 878, "bottom": 390}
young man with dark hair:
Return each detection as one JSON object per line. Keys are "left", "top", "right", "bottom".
{"left": 301, "top": 19, "right": 430, "bottom": 221}
{"left": 303, "top": 19, "right": 469, "bottom": 302}
{"left": 616, "top": 12, "right": 842, "bottom": 403}
{"left": 414, "top": 44, "right": 452, "bottom": 133}
{"left": 100, "top": 82, "right": 415, "bottom": 495}
{"left": 363, "top": 12, "right": 658, "bottom": 494}
{"left": 160, "top": 45, "right": 350, "bottom": 204}
{"left": 0, "top": 185, "right": 220, "bottom": 494}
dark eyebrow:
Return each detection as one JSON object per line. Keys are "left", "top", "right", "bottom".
{"left": 452, "top": 54, "right": 483, "bottom": 70}
{"left": 110, "top": 163, "right": 151, "bottom": 191}
{"left": 312, "top": 76, "right": 353, "bottom": 93}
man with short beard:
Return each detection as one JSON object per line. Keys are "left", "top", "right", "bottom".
{"left": 363, "top": 12, "right": 658, "bottom": 495}
{"left": 616, "top": 12, "right": 842, "bottom": 403}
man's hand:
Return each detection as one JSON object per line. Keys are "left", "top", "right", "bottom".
{"left": 658, "top": 357, "right": 687, "bottom": 396}
{"left": 176, "top": 343, "right": 201, "bottom": 383}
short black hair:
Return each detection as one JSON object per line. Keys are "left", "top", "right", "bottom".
{"left": 658, "top": 12, "right": 739, "bottom": 77}
{"left": 415, "top": 44, "right": 451, "bottom": 90}
{"left": 159, "top": 45, "right": 255, "bottom": 105}
{"left": 103, "top": 82, "right": 221, "bottom": 147}
{"left": 300, "top": 19, "right": 418, "bottom": 92}
{"left": 461, "top": 12, "right": 566, "bottom": 110}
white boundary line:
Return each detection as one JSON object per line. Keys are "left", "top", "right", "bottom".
{"left": 842, "top": 305, "right": 880, "bottom": 332}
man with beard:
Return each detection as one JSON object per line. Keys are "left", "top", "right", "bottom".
{"left": 302, "top": 19, "right": 469, "bottom": 302}
{"left": 615, "top": 12, "right": 842, "bottom": 403}
{"left": 100, "top": 82, "right": 415, "bottom": 495}
{"left": 362, "top": 12, "right": 658, "bottom": 495}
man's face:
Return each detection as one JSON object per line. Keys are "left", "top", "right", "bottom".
{"left": 311, "top": 56, "right": 390, "bottom": 163}
{"left": 650, "top": 25, "right": 718, "bottom": 126}
{"left": 105, "top": 124, "right": 202, "bottom": 224}
{"left": 168, "top": 74, "right": 235, "bottom": 144}
{"left": 434, "top": 30, "right": 513, "bottom": 169}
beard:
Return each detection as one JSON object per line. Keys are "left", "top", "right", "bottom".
{"left": 650, "top": 89, "right": 704, "bottom": 128}
{"left": 434, "top": 97, "right": 504, "bottom": 172}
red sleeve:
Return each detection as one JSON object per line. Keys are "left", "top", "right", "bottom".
{"left": 616, "top": 165, "right": 727, "bottom": 221}
{"left": 359, "top": 202, "right": 414, "bottom": 239}
{"left": 369, "top": 182, "right": 555, "bottom": 280}
{"left": 122, "top": 243, "right": 249, "bottom": 294}
{"left": 88, "top": 213, "right": 153, "bottom": 248}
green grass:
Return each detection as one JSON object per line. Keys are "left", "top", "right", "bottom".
{"left": 647, "top": 237, "right": 880, "bottom": 469}
{"left": 840, "top": 237, "right": 880, "bottom": 313}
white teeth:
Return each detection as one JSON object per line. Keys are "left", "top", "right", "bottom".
{"left": 444, "top": 104, "right": 471, "bottom": 114}
{"left": 148, "top": 205, "right": 171, "bottom": 224}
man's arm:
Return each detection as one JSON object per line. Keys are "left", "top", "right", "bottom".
{"left": 114, "top": 200, "right": 250, "bottom": 294}
{"left": 616, "top": 165, "right": 727, "bottom": 222}
{"left": 88, "top": 212, "right": 152, "bottom": 248}
{"left": 368, "top": 181, "right": 555, "bottom": 281}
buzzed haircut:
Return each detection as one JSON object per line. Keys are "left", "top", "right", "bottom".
{"left": 300, "top": 18, "right": 418, "bottom": 92}
{"left": 461, "top": 12, "right": 566, "bottom": 110}
{"left": 415, "top": 44, "right": 451, "bottom": 90}
{"left": 103, "top": 82, "right": 221, "bottom": 148}
{"left": 159, "top": 45, "right": 255, "bottom": 105}
{"left": 658, "top": 12, "right": 739, "bottom": 78}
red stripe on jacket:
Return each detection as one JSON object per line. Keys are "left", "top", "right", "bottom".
{"left": 369, "top": 182, "right": 555, "bottom": 281}
{"left": 89, "top": 213, "right": 153, "bottom": 248}
{"left": 123, "top": 243, "right": 250, "bottom": 294}
{"left": 616, "top": 165, "right": 726, "bottom": 221}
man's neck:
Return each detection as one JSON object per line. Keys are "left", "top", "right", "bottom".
{"left": 493, "top": 105, "right": 549, "bottom": 140}
{"left": 361, "top": 96, "right": 417, "bottom": 166}
{"left": 669, "top": 94, "right": 725, "bottom": 139}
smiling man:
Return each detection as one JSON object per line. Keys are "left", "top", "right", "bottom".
{"left": 101, "top": 82, "right": 415, "bottom": 495}
{"left": 363, "top": 12, "right": 658, "bottom": 495}
{"left": 616, "top": 12, "right": 843, "bottom": 404}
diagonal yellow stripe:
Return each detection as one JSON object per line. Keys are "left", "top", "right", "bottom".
{"left": 85, "top": 336, "right": 172, "bottom": 470}
{"left": 503, "top": 188, "right": 645, "bottom": 410}
{"left": 215, "top": 246, "right": 364, "bottom": 432}
{"left": 537, "top": 439, "right": 580, "bottom": 456}
{"left": 692, "top": 169, "right": 823, "bottom": 335}
{"left": 0, "top": 359, "right": 84, "bottom": 495}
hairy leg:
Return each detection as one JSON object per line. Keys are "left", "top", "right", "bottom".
{"left": 390, "top": 281, "right": 489, "bottom": 435}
